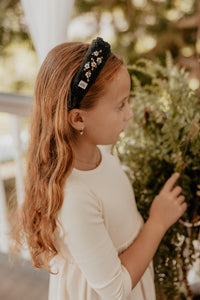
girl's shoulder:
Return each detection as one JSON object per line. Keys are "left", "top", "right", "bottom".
{"left": 61, "top": 175, "right": 103, "bottom": 220}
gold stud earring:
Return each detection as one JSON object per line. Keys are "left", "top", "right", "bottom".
{"left": 80, "top": 129, "right": 84, "bottom": 135}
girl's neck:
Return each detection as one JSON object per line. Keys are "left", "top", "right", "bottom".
{"left": 73, "top": 142, "right": 101, "bottom": 171}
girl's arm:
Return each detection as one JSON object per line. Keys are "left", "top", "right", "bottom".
{"left": 61, "top": 184, "right": 133, "bottom": 300}
{"left": 119, "top": 172, "right": 187, "bottom": 289}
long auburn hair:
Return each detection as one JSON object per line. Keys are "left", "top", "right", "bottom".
{"left": 16, "top": 42, "right": 123, "bottom": 271}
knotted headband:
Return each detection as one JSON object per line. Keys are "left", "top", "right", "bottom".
{"left": 68, "top": 37, "right": 111, "bottom": 111}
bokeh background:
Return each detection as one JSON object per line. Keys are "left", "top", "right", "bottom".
{"left": 0, "top": 0, "right": 200, "bottom": 299}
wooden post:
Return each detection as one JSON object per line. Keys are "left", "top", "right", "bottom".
{"left": 10, "top": 115, "right": 24, "bottom": 206}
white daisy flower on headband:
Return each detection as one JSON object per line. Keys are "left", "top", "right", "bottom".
{"left": 84, "top": 62, "right": 90, "bottom": 70}
{"left": 93, "top": 51, "right": 99, "bottom": 56}
{"left": 91, "top": 61, "right": 97, "bottom": 68}
{"left": 85, "top": 70, "right": 92, "bottom": 81}
{"left": 97, "top": 57, "right": 103, "bottom": 64}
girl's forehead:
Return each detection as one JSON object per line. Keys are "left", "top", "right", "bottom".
{"left": 94, "top": 67, "right": 130, "bottom": 108}
{"left": 115, "top": 65, "right": 129, "bottom": 80}
{"left": 105, "top": 67, "right": 130, "bottom": 96}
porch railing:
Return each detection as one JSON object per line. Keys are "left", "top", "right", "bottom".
{"left": 0, "top": 92, "right": 33, "bottom": 253}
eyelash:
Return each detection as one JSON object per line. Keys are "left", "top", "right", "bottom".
{"left": 118, "top": 101, "right": 126, "bottom": 110}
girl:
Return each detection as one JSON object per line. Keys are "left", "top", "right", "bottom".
{"left": 18, "top": 37, "right": 187, "bottom": 300}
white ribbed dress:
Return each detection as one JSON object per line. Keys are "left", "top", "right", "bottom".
{"left": 48, "top": 147, "right": 156, "bottom": 300}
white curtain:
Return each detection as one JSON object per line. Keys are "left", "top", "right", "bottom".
{"left": 21, "top": 0, "right": 75, "bottom": 65}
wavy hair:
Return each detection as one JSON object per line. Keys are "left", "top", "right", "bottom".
{"left": 15, "top": 42, "right": 123, "bottom": 271}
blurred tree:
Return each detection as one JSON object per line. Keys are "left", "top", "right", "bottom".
{"left": 0, "top": 0, "right": 31, "bottom": 54}
{"left": 116, "top": 53, "right": 200, "bottom": 299}
{"left": 0, "top": 1, "right": 37, "bottom": 92}
{"left": 1, "top": 0, "right": 200, "bottom": 84}
{"left": 75, "top": 0, "right": 200, "bottom": 86}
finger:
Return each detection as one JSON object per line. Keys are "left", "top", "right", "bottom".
{"left": 177, "top": 195, "right": 185, "bottom": 204}
{"left": 162, "top": 173, "right": 180, "bottom": 192}
{"left": 172, "top": 186, "right": 182, "bottom": 197}
{"left": 181, "top": 202, "right": 187, "bottom": 214}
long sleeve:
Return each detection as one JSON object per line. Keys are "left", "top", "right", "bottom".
{"left": 59, "top": 184, "right": 132, "bottom": 300}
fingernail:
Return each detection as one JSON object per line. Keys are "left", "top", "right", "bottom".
{"left": 175, "top": 172, "right": 180, "bottom": 177}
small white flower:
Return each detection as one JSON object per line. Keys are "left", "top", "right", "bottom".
{"left": 85, "top": 70, "right": 91, "bottom": 80}
{"left": 97, "top": 57, "right": 102, "bottom": 64}
{"left": 93, "top": 51, "right": 99, "bottom": 56}
{"left": 84, "top": 62, "right": 90, "bottom": 69}
{"left": 91, "top": 61, "right": 97, "bottom": 68}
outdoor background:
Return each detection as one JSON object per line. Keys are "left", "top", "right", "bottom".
{"left": 0, "top": 0, "right": 200, "bottom": 299}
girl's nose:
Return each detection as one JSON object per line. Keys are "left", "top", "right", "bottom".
{"left": 125, "top": 103, "right": 133, "bottom": 121}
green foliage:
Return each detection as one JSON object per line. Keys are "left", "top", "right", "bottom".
{"left": 115, "top": 53, "right": 200, "bottom": 298}
{"left": 1, "top": 0, "right": 199, "bottom": 65}
{"left": 0, "top": 0, "right": 31, "bottom": 54}
{"left": 75, "top": 0, "right": 199, "bottom": 64}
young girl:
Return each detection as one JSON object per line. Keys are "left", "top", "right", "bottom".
{"left": 19, "top": 37, "right": 187, "bottom": 300}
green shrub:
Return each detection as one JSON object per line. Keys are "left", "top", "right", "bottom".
{"left": 116, "top": 53, "right": 200, "bottom": 299}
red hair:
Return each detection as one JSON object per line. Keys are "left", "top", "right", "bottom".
{"left": 15, "top": 42, "right": 123, "bottom": 271}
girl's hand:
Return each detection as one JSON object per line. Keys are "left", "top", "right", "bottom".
{"left": 149, "top": 173, "right": 187, "bottom": 233}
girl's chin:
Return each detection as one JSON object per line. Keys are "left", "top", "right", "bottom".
{"left": 98, "top": 139, "right": 118, "bottom": 146}
{"left": 98, "top": 132, "right": 124, "bottom": 145}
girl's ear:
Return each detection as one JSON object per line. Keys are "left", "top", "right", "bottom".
{"left": 67, "top": 109, "right": 85, "bottom": 131}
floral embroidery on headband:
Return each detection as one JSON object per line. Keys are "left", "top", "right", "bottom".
{"left": 84, "top": 62, "right": 90, "bottom": 70}
{"left": 69, "top": 37, "right": 111, "bottom": 111}
{"left": 80, "top": 50, "right": 104, "bottom": 85}
{"left": 85, "top": 70, "right": 92, "bottom": 81}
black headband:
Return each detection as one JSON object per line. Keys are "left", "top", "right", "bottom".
{"left": 68, "top": 37, "right": 111, "bottom": 111}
